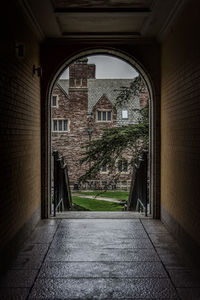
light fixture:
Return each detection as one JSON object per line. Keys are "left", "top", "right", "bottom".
{"left": 33, "top": 65, "right": 42, "bottom": 77}
{"left": 15, "top": 43, "right": 25, "bottom": 57}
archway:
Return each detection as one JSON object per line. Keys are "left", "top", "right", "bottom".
{"left": 43, "top": 48, "right": 159, "bottom": 218}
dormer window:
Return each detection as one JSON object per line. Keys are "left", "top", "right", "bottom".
{"left": 96, "top": 110, "right": 112, "bottom": 122}
{"left": 122, "top": 109, "right": 128, "bottom": 119}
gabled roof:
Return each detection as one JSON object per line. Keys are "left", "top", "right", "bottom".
{"left": 57, "top": 78, "right": 140, "bottom": 113}
{"left": 87, "top": 78, "right": 136, "bottom": 113}
{"left": 92, "top": 93, "right": 115, "bottom": 111}
{"left": 57, "top": 80, "right": 69, "bottom": 98}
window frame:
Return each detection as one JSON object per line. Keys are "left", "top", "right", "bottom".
{"left": 122, "top": 108, "right": 128, "bottom": 120}
{"left": 52, "top": 119, "right": 69, "bottom": 132}
{"left": 118, "top": 159, "right": 128, "bottom": 173}
{"left": 100, "top": 164, "right": 109, "bottom": 174}
{"left": 52, "top": 95, "right": 58, "bottom": 108}
{"left": 96, "top": 110, "right": 112, "bottom": 122}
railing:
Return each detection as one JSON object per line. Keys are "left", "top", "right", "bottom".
{"left": 127, "top": 151, "right": 148, "bottom": 216}
{"left": 52, "top": 151, "right": 72, "bottom": 216}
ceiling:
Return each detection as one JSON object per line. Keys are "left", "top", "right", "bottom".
{"left": 51, "top": 0, "right": 153, "bottom": 9}
{"left": 21, "top": 0, "right": 187, "bottom": 40}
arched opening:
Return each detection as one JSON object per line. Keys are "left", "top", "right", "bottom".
{"left": 44, "top": 48, "right": 158, "bottom": 218}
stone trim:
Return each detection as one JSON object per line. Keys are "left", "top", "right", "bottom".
{"left": 51, "top": 94, "right": 59, "bottom": 108}
{"left": 45, "top": 48, "right": 160, "bottom": 219}
{"left": 52, "top": 118, "right": 70, "bottom": 132}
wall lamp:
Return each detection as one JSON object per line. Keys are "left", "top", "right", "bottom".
{"left": 33, "top": 65, "right": 42, "bottom": 77}
{"left": 15, "top": 43, "right": 25, "bottom": 58}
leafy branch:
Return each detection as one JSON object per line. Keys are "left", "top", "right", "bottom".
{"left": 79, "top": 75, "right": 149, "bottom": 183}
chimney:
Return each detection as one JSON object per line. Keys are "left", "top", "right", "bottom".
{"left": 69, "top": 58, "right": 96, "bottom": 88}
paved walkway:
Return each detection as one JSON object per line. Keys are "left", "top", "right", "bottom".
{"left": 1, "top": 213, "right": 200, "bottom": 299}
{"left": 72, "top": 193, "right": 123, "bottom": 203}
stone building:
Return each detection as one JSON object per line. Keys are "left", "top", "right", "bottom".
{"left": 51, "top": 58, "right": 148, "bottom": 187}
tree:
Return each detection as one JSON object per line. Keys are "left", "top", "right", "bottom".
{"left": 79, "top": 75, "right": 149, "bottom": 183}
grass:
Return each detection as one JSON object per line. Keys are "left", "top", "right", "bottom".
{"left": 72, "top": 196, "right": 124, "bottom": 211}
{"left": 74, "top": 190, "right": 129, "bottom": 200}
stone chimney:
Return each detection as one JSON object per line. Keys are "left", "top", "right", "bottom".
{"left": 69, "top": 58, "right": 95, "bottom": 88}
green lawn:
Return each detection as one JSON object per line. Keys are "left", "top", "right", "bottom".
{"left": 74, "top": 190, "right": 129, "bottom": 200}
{"left": 72, "top": 196, "right": 124, "bottom": 211}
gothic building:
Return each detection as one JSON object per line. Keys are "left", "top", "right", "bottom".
{"left": 51, "top": 58, "right": 148, "bottom": 187}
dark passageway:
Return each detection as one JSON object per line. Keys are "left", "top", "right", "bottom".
{"left": 1, "top": 214, "right": 200, "bottom": 299}
{"left": 1, "top": 0, "right": 200, "bottom": 299}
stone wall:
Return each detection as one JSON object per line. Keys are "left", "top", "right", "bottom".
{"left": 69, "top": 59, "right": 95, "bottom": 88}
{"left": 51, "top": 61, "right": 143, "bottom": 186}
{"left": 52, "top": 85, "right": 89, "bottom": 183}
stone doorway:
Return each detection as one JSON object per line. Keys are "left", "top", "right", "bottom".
{"left": 44, "top": 49, "right": 158, "bottom": 218}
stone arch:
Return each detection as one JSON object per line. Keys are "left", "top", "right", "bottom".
{"left": 43, "top": 48, "right": 159, "bottom": 218}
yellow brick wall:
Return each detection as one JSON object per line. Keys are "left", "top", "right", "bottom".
{"left": 0, "top": 1, "right": 41, "bottom": 251}
{"left": 161, "top": 0, "right": 200, "bottom": 247}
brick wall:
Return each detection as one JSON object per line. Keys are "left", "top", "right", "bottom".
{"left": 52, "top": 69, "right": 135, "bottom": 185}
{"left": 92, "top": 95, "right": 117, "bottom": 136}
{"left": 52, "top": 84, "right": 89, "bottom": 183}
{"left": 69, "top": 59, "right": 95, "bottom": 87}
{"left": 0, "top": 1, "right": 41, "bottom": 268}
{"left": 161, "top": 0, "right": 200, "bottom": 253}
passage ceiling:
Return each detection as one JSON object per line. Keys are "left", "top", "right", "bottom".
{"left": 24, "top": 0, "right": 186, "bottom": 39}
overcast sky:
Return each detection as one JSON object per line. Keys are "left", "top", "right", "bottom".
{"left": 60, "top": 55, "right": 138, "bottom": 79}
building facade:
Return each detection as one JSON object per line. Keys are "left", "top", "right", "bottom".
{"left": 51, "top": 58, "right": 148, "bottom": 188}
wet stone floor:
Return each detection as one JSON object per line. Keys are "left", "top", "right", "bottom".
{"left": 1, "top": 213, "right": 200, "bottom": 299}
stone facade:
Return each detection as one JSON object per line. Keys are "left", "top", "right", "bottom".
{"left": 51, "top": 59, "right": 148, "bottom": 187}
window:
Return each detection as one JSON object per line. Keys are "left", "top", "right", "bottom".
{"left": 107, "top": 111, "right": 111, "bottom": 121}
{"left": 53, "top": 120, "right": 57, "bottom": 131}
{"left": 118, "top": 159, "right": 128, "bottom": 172}
{"left": 122, "top": 109, "right": 128, "bottom": 119}
{"left": 52, "top": 119, "right": 68, "bottom": 132}
{"left": 52, "top": 95, "right": 58, "bottom": 107}
{"left": 101, "top": 164, "right": 108, "bottom": 173}
{"left": 63, "top": 120, "right": 68, "bottom": 131}
{"left": 96, "top": 110, "right": 112, "bottom": 122}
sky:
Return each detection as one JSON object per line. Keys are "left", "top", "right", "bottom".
{"left": 60, "top": 55, "right": 138, "bottom": 79}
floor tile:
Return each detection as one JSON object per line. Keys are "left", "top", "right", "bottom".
{"left": 148, "top": 233, "right": 178, "bottom": 248}
{"left": 177, "top": 287, "right": 200, "bottom": 300}
{"left": 19, "top": 244, "right": 49, "bottom": 257}
{"left": 0, "top": 288, "right": 29, "bottom": 299}
{"left": 168, "top": 269, "right": 200, "bottom": 287}
{"left": 36, "top": 219, "right": 61, "bottom": 227}
{"left": 155, "top": 247, "right": 194, "bottom": 269}
{"left": 0, "top": 270, "right": 38, "bottom": 288}
{"left": 54, "top": 229, "right": 148, "bottom": 239}
{"left": 27, "top": 227, "right": 57, "bottom": 244}
{"left": 29, "top": 278, "right": 178, "bottom": 299}
{"left": 9, "top": 254, "right": 44, "bottom": 270}
{"left": 38, "top": 261, "right": 168, "bottom": 278}
{"left": 2, "top": 216, "right": 199, "bottom": 300}
{"left": 55, "top": 212, "right": 147, "bottom": 219}
{"left": 45, "top": 247, "right": 160, "bottom": 262}
{"left": 50, "top": 237, "right": 153, "bottom": 249}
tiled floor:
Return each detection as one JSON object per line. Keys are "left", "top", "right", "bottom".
{"left": 1, "top": 213, "right": 200, "bottom": 299}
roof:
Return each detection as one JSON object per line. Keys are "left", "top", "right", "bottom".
{"left": 57, "top": 78, "right": 140, "bottom": 113}
{"left": 87, "top": 79, "right": 139, "bottom": 113}
{"left": 57, "top": 80, "right": 69, "bottom": 98}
